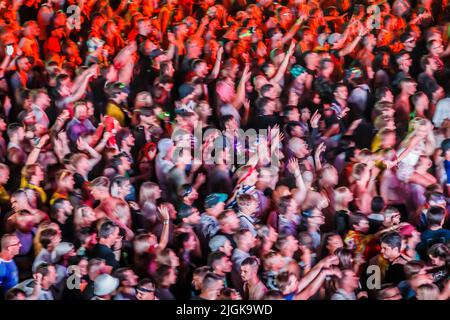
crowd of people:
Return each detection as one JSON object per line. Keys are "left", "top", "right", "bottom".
{"left": 0, "top": 0, "right": 450, "bottom": 301}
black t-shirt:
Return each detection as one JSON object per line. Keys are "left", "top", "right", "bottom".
{"left": 384, "top": 262, "right": 406, "bottom": 285}
{"left": 87, "top": 244, "right": 120, "bottom": 271}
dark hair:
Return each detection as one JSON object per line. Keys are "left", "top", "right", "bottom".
{"left": 5, "top": 288, "right": 27, "bottom": 300}
{"left": 380, "top": 231, "right": 402, "bottom": 250}
{"left": 403, "top": 260, "right": 425, "bottom": 279}
{"left": 202, "top": 272, "right": 223, "bottom": 291}
{"left": 98, "top": 220, "right": 119, "bottom": 239}
{"left": 154, "top": 265, "right": 174, "bottom": 286}
{"left": 371, "top": 196, "right": 385, "bottom": 213}
{"left": 349, "top": 213, "right": 368, "bottom": 229}
{"left": 207, "top": 251, "right": 228, "bottom": 269}
{"left": 241, "top": 256, "right": 260, "bottom": 268}
{"left": 39, "top": 228, "right": 58, "bottom": 249}
{"left": 428, "top": 243, "right": 450, "bottom": 260}
{"left": 427, "top": 206, "right": 445, "bottom": 227}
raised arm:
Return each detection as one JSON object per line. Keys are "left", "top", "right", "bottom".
{"left": 157, "top": 205, "right": 171, "bottom": 251}
{"left": 270, "top": 41, "right": 296, "bottom": 85}
{"left": 232, "top": 63, "right": 251, "bottom": 110}
{"left": 25, "top": 134, "right": 49, "bottom": 166}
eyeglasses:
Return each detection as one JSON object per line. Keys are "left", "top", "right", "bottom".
{"left": 8, "top": 242, "right": 21, "bottom": 248}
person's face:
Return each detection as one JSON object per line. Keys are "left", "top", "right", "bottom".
{"left": 224, "top": 213, "right": 240, "bottom": 232}
{"left": 45, "top": 266, "right": 57, "bottom": 285}
{"left": 220, "top": 256, "right": 233, "bottom": 273}
{"left": 220, "top": 240, "right": 233, "bottom": 256}
{"left": 240, "top": 264, "right": 255, "bottom": 282}
{"left": 335, "top": 86, "right": 348, "bottom": 100}
{"left": 264, "top": 64, "right": 276, "bottom": 79}
{"left": 380, "top": 243, "right": 399, "bottom": 261}
{"left": 124, "top": 270, "right": 139, "bottom": 287}
{"left": 209, "top": 280, "right": 224, "bottom": 299}
{"left": 18, "top": 58, "right": 32, "bottom": 72}
{"left": 327, "top": 235, "right": 343, "bottom": 254}
{"left": 192, "top": 274, "right": 203, "bottom": 290}
{"left": 343, "top": 270, "right": 359, "bottom": 290}
{"left": 382, "top": 132, "right": 396, "bottom": 148}
{"left": 184, "top": 234, "right": 197, "bottom": 251}
{"left": 287, "top": 198, "right": 298, "bottom": 215}
{"left": 0, "top": 118, "right": 6, "bottom": 132}
{"left": 243, "top": 232, "right": 257, "bottom": 249}
{"left": 403, "top": 37, "right": 416, "bottom": 51}
{"left": 78, "top": 259, "right": 88, "bottom": 276}
{"left": 322, "top": 61, "right": 334, "bottom": 77}
{"left": 75, "top": 105, "right": 88, "bottom": 121}
{"left": 356, "top": 219, "right": 370, "bottom": 234}
{"left": 34, "top": 166, "right": 44, "bottom": 182}
{"left": 300, "top": 108, "right": 311, "bottom": 122}
{"left": 136, "top": 286, "right": 156, "bottom": 300}
{"left": 167, "top": 268, "right": 177, "bottom": 285}
{"left": 7, "top": 236, "right": 22, "bottom": 256}
{"left": 286, "top": 235, "right": 299, "bottom": 252}
{"left": 36, "top": 92, "right": 51, "bottom": 109}
{"left": 430, "top": 42, "right": 444, "bottom": 56}
{"left": 0, "top": 168, "right": 10, "bottom": 185}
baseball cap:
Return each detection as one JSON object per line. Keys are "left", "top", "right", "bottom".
{"left": 94, "top": 274, "right": 119, "bottom": 296}
{"left": 177, "top": 204, "right": 197, "bottom": 220}
{"left": 178, "top": 83, "right": 195, "bottom": 100}
{"left": 205, "top": 193, "right": 228, "bottom": 209}
{"left": 290, "top": 64, "right": 307, "bottom": 79}
{"left": 149, "top": 48, "right": 164, "bottom": 59}
{"left": 209, "top": 235, "right": 228, "bottom": 252}
{"left": 441, "top": 139, "right": 450, "bottom": 155}
{"left": 51, "top": 242, "right": 75, "bottom": 263}
{"left": 110, "top": 82, "right": 130, "bottom": 95}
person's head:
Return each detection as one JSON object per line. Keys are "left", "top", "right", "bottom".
{"left": 192, "top": 266, "right": 212, "bottom": 291}
{"left": 156, "top": 248, "right": 180, "bottom": 267}
{"left": 427, "top": 39, "right": 444, "bottom": 57}
{"left": 110, "top": 175, "right": 131, "bottom": 199}
{"left": 155, "top": 265, "right": 177, "bottom": 287}
{"left": 288, "top": 137, "right": 310, "bottom": 159}
{"left": 176, "top": 232, "right": 197, "bottom": 253}
{"left": 235, "top": 229, "right": 257, "bottom": 252}
{"left": 74, "top": 205, "right": 96, "bottom": 230}
{"left": 333, "top": 83, "right": 348, "bottom": 101}
{"left": 402, "top": 33, "right": 416, "bottom": 52}
{"left": 283, "top": 106, "right": 300, "bottom": 122}
{"left": 321, "top": 232, "right": 344, "bottom": 257}
{"left": 22, "top": 164, "right": 44, "bottom": 185}
{"left": 318, "top": 165, "right": 338, "bottom": 189}
{"left": 218, "top": 210, "right": 240, "bottom": 234}
{"left": 427, "top": 206, "right": 446, "bottom": 229}
{"left": 334, "top": 187, "right": 353, "bottom": 209}
{"left": 98, "top": 220, "right": 120, "bottom": 247}
{"left": 30, "top": 88, "right": 51, "bottom": 109}
{"left": 351, "top": 163, "right": 370, "bottom": 183}
{"left": 416, "top": 283, "right": 441, "bottom": 300}
{"left": 336, "top": 269, "right": 359, "bottom": 292}
{"left": 136, "top": 278, "right": 156, "bottom": 300}
{"left": 1, "top": 234, "right": 22, "bottom": 258}
{"left": 237, "top": 194, "right": 259, "bottom": 215}
{"left": 114, "top": 267, "right": 138, "bottom": 289}
{"left": 428, "top": 243, "right": 450, "bottom": 267}
{"left": 350, "top": 213, "right": 370, "bottom": 234}
{"left": 278, "top": 195, "right": 298, "bottom": 217}
{"left": 207, "top": 251, "right": 232, "bottom": 275}
{"left": 399, "top": 78, "right": 417, "bottom": 95}
{"left": 35, "top": 263, "right": 57, "bottom": 289}
{"left": 5, "top": 288, "right": 27, "bottom": 300}
{"left": 177, "top": 184, "right": 199, "bottom": 205}
{"left": 16, "top": 55, "right": 32, "bottom": 73}
{"left": 39, "top": 227, "right": 61, "bottom": 251}
{"left": 177, "top": 204, "right": 201, "bottom": 226}
{"left": 204, "top": 193, "right": 228, "bottom": 216}
{"left": 201, "top": 273, "right": 224, "bottom": 299}
{"left": 7, "top": 123, "right": 25, "bottom": 142}
{"left": 108, "top": 82, "right": 129, "bottom": 103}
{"left": 54, "top": 169, "right": 75, "bottom": 193}
{"left": 209, "top": 236, "right": 233, "bottom": 256}
{"left": 383, "top": 207, "right": 401, "bottom": 227}
{"left": 320, "top": 58, "right": 334, "bottom": 78}
{"left": 89, "top": 176, "right": 111, "bottom": 200}
{"left": 240, "top": 256, "right": 260, "bottom": 282}
{"left": 276, "top": 235, "right": 299, "bottom": 256}
{"left": 380, "top": 232, "right": 403, "bottom": 262}
{"left": 376, "top": 284, "right": 402, "bottom": 300}
{"left": 276, "top": 271, "right": 298, "bottom": 295}
{"left": 0, "top": 163, "right": 10, "bottom": 185}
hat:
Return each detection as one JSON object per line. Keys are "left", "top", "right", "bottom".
{"left": 205, "top": 193, "right": 228, "bottom": 209}
{"left": 209, "top": 235, "right": 228, "bottom": 252}
{"left": 94, "top": 274, "right": 119, "bottom": 296}
{"left": 441, "top": 139, "right": 450, "bottom": 155}
{"left": 290, "top": 64, "right": 307, "bottom": 79}
{"left": 177, "top": 204, "right": 195, "bottom": 219}
{"left": 110, "top": 82, "right": 130, "bottom": 95}
{"left": 178, "top": 83, "right": 195, "bottom": 100}
{"left": 157, "top": 138, "right": 174, "bottom": 158}
{"left": 86, "top": 37, "right": 105, "bottom": 53}
{"left": 327, "top": 33, "right": 342, "bottom": 45}
{"left": 149, "top": 48, "right": 164, "bottom": 59}
{"left": 51, "top": 242, "right": 74, "bottom": 263}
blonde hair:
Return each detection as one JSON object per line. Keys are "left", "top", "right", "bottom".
{"left": 416, "top": 283, "right": 440, "bottom": 300}
{"left": 334, "top": 187, "right": 351, "bottom": 207}
{"left": 352, "top": 163, "right": 368, "bottom": 180}
{"left": 139, "top": 182, "right": 159, "bottom": 205}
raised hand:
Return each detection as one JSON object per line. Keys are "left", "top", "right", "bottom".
{"left": 310, "top": 110, "right": 321, "bottom": 128}
{"left": 287, "top": 158, "right": 300, "bottom": 175}
{"left": 37, "top": 134, "right": 50, "bottom": 149}
{"left": 158, "top": 204, "right": 170, "bottom": 221}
